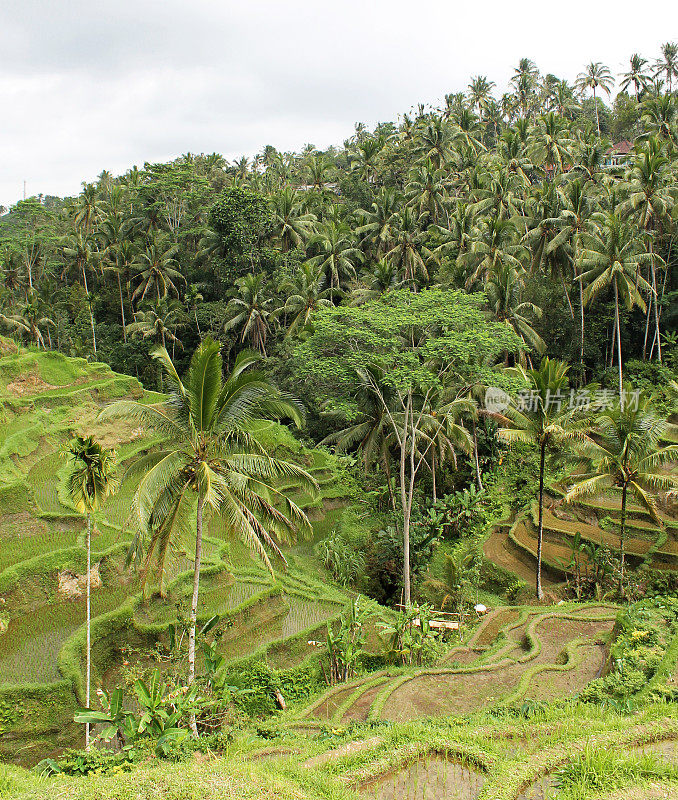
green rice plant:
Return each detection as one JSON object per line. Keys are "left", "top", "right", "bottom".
{"left": 555, "top": 743, "right": 678, "bottom": 798}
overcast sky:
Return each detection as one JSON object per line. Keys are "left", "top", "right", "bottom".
{"left": 1, "top": 0, "right": 674, "bottom": 208}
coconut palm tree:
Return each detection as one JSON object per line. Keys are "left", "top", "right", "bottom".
{"left": 544, "top": 179, "right": 597, "bottom": 365}
{"left": 620, "top": 54, "right": 651, "bottom": 100}
{"left": 467, "top": 75, "right": 496, "bottom": 119}
{"left": 126, "top": 300, "right": 184, "bottom": 353}
{"left": 279, "top": 263, "right": 333, "bottom": 338}
{"left": 575, "top": 62, "right": 614, "bottom": 136}
{"left": 61, "top": 231, "right": 100, "bottom": 354}
{"left": 565, "top": 395, "right": 678, "bottom": 596}
{"left": 386, "top": 206, "right": 430, "bottom": 286}
{"left": 350, "top": 258, "right": 403, "bottom": 305}
{"left": 485, "top": 263, "right": 546, "bottom": 361}
{"left": 619, "top": 136, "right": 674, "bottom": 361}
{"left": 131, "top": 233, "right": 184, "bottom": 307}
{"left": 320, "top": 364, "right": 398, "bottom": 508}
{"left": 184, "top": 283, "right": 204, "bottom": 337}
{"left": 99, "top": 340, "right": 316, "bottom": 733}
{"left": 578, "top": 212, "right": 653, "bottom": 405}
{"left": 528, "top": 112, "right": 573, "bottom": 178}
{"left": 494, "top": 358, "right": 589, "bottom": 599}
{"left": 0, "top": 290, "right": 54, "bottom": 349}
{"left": 355, "top": 188, "right": 401, "bottom": 258}
{"left": 640, "top": 94, "right": 677, "bottom": 146}
{"left": 307, "top": 222, "right": 363, "bottom": 297}
{"left": 654, "top": 42, "right": 678, "bottom": 93}
{"left": 223, "top": 272, "right": 273, "bottom": 355}
{"left": 418, "top": 117, "right": 455, "bottom": 168}
{"left": 66, "top": 435, "right": 118, "bottom": 749}
{"left": 99, "top": 217, "right": 135, "bottom": 341}
{"left": 270, "top": 188, "right": 317, "bottom": 251}
{"left": 405, "top": 160, "right": 448, "bottom": 225}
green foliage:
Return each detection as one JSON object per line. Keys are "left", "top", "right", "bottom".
{"left": 580, "top": 597, "right": 678, "bottom": 705}
{"left": 322, "top": 597, "right": 367, "bottom": 685}
{"left": 316, "top": 534, "right": 365, "bottom": 587}
{"left": 379, "top": 603, "right": 442, "bottom": 666}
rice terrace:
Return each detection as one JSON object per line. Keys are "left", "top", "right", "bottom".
{"left": 1, "top": 18, "right": 678, "bottom": 800}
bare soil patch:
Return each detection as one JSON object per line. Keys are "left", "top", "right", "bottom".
{"left": 7, "top": 372, "right": 55, "bottom": 397}
{"left": 342, "top": 682, "right": 388, "bottom": 722}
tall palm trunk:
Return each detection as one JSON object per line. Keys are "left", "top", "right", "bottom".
{"left": 649, "top": 243, "right": 662, "bottom": 363}
{"left": 619, "top": 482, "right": 627, "bottom": 598}
{"left": 85, "top": 513, "right": 91, "bottom": 750}
{"left": 472, "top": 418, "right": 484, "bottom": 491}
{"left": 593, "top": 87, "right": 600, "bottom": 136}
{"left": 614, "top": 282, "right": 623, "bottom": 409}
{"left": 82, "top": 264, "right": 97, "bottom": 355}
{"left": 188, "top": 495, "right": 204, "bottom": 737}
{"left": 536, "top": 441, "right": 546, "bottom": 600}
{"left": 117, "top": 271, "right": 127, "bottom": 342}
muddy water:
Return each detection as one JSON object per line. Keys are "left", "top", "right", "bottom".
{"left": 360, "top": 757, "right": 484, "bottom": 800}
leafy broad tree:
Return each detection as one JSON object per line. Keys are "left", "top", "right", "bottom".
{"left": 99, "top": 339, "right": 317, "bottom": 734}
{"left": 294, "top": 288, "right": 519, "bottom": 605}
{"left": 66, "top": 435, "right": 118, "bottom": 749}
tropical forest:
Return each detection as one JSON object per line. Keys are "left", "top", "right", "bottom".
{"left": 1, "top": 44, "right": 678, "bottom": 800}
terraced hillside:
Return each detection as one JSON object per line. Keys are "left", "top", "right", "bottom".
{"left": 482, "top": 484, "right": 678, "bottom": 591}
{"left": 0, "top": 343, "right": 384, "bottom": 765}
{"left": 298, "top": 603, "right": 616, "bottom": 727}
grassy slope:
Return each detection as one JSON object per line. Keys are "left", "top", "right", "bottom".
{"left": 0, "top": 342, "right": 386, "bottom": 764}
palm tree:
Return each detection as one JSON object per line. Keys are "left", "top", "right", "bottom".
{"left": 0, "top": 290, "right": 54, "bottom": 348}
{"left": 305, "top": 153, "right": 333, "bottom": 191}
{"left": 66, "top": 435, "right": 118, "bottom": 749}
{"left": 350, "top": 258, "right": 402, "bottom": 305}
{"left": 578, "top": 213, "right": 653, "bottom": 406}
{"left": 654, "top": 42, "right": 678, "bottom": 93}
{"left": 126, "top": 300, "right": 184, "bottom": 353}
{"left": 528, "top": 112, "right": 573, "bottom": 178}
{"left": 467, "top": 75, "right": 496, "bottom": 118}
{"left": 223, "top": 273, "right": 273, "bottom": 355}
{"left": 485, "top": 263, "right": 546, "bottom": 361}
{"left": 349, "top": 137, "right": 386, "bottom": 182}
{"left": 99, "top": 217, "right": 135, "bottom": 341}
{"left": 320, "top": 364, "right": 397, "bottom": 508}
{"left": 575, "top": 62, "right": 614, "bottom": 136}
{"left": 620, "top": 54, "right": 651, "bottom": 100}
{"left": 545, "top": 179, "right": 596, "bottom": 366}
{"left": 131, "top": 233, "right": 184, "bottom": 307}
{"left": 355, "top": 188, "right": 401, "bottom": 259}
{"left": 386, "top": 206, "right": 430, "bottom": 286}
{"left": 405, "top": 160, "right": 448, "bottom": 225}
{"left": 307, "top": 223, "right": 363, "bottom": 297}
{"left": 418, "top": 117, "right": 454, "bottom": 168}
{"left": 494, "top": 358, "right": 589, "bottom": 599}
{"left": 279, "top": 263, "right": 333, "bottom": 338}
{"left": 270, "top": 188, "right": 317, "bottom": 251}
{"left": 459, "top": 217, "right": 526, "bottom": 289}
{"left": 640, "top": 94, "right": 677, "bottom": 145}
{"left": 620, "top": 136, "right": 674, "bottom": 361}
{"left": 184, "top": 283, "right": 204, "bottom": 337}
{"left": 61, "top": 231, "right": 100, "bottom": 354}
{"left": 565, "top": 395, "right": 678, "bottom": 596}
{"left": 99, "top": 341, "right": 316, "bottom": 733}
